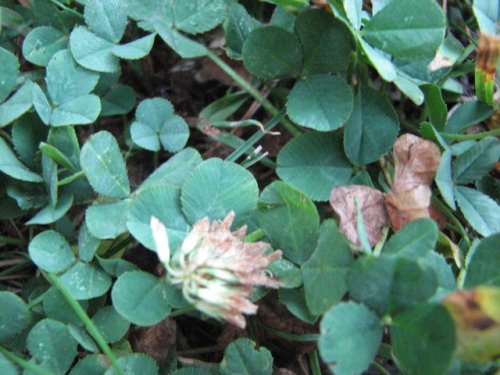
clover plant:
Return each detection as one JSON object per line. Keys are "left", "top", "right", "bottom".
{"left": 0, "top": 0, "right": 499, "bottom": 374}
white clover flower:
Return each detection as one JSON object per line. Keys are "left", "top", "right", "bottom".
{"left": 150, "top": 212, "right": 281, "bottom": 329}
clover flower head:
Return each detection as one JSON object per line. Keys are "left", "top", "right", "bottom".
{"left": 150, "top": 212, "right": 281, "bottom": 328}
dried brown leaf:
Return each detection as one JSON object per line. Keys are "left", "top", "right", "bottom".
{"left": 476, "top": 33, "right": 500, "bottom": 79}
{"left": 385, "top": 134, "right": 442, "bottom": 230}
{"left": 486, "top": 109, "right": 499, "bottom": 130}
{"left": 330, "top": 185, "right": 388, "bottom": 246}
{"left": 312, "top": 0, "right": 332, "bottom": 12}
{"left": 384, "top": 185, "right": 432, "bottom": 230}
{"left": 392, "top": 134, "right": 441, "bottom": 192}
{"left": 328, "top": 135, "right": 443, "bottom": 243}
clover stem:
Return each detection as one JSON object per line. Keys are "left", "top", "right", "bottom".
{"left": 169, "top": 305, "right": 196, "bottom": 318}
{"left": 153, "top": 151, "right": 159, "bottom": 169}
{"left": 8, "top": 219, "right": 26, "bottom": 243}
{"left": 400, "top": 119, "right": 419, "bottom": 133}
{"left": 58, "top": 171, "right": 85, "bottom": 186}
{"left": 0, "top": 235, "right": 23, "bottom": 246}
{"left": 431, "top": 196, "right": 471, "bottom": 247}
{"left": 440, "top": 128, "right": 500, "bottom": 141}
{"left": 27, "top": 289, "right": 50, "bottom": 309}
{"left": 205, "top": 51, "right": 301, "bottom": 136}
{"left": 309, "top": 350, "right": 322, "bottom": 375}
{"left": 371, "top": 361, "right": 392, "bottom": 375}
{"left": 261, "top": 321, "right": 319, "bottom": 342}
{"left": 45, "top": 272, "right": 125, "bottom": 375}
{"left": 0, "top": 347, "right": 53, "bottom": 375}
{"left": 377, "top": 343, "right": 393, "bottom": 359}
{"left": 226, "top": 110, "right": 283, "bottom": 168}
{"left": 48, "top": 0, "right": 84, "bottom": 19}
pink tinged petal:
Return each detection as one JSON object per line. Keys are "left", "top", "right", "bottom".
{"left": 150, "top": 216, "right": 170, "bottom": 263}
{"left": 221, "top": 211, "right": 236, "bottom": 229}
{"left": 199, "top": 268, "right": 239, "bottom": 283}
{"left": 194, "top": 300, "right": 226, "bottom": 319}
{"left": 181, "top": 221, "right": 207, "bottom": 253}
{"left": 225, "top": 314, "right": 247, "bottom": 329}
{"left": 239, "top": 272, "right": 281, "bottom": 288}
{"left": 233, "top": 225, "right": 247, "bottom": 240}
{"left": 228, "top": 296, "right": 258, "bottom": 315}
{"left": 196, "top": 284, "right": 234, "bottom": 305}
{"left": 266, "top": 249, "right": 283, "bottom": 263}
{"left": 170, "top": 213, "right": 282, "bottom": 329}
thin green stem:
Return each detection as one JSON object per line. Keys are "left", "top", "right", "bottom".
{"left": 0, "top": 250, "right": 26, "bottom": 260}
{"left": 241, "top": 152, "right": 275, "bottom": 169}
{"left": 211, "top": 119, "right": 264, "bottom": 129}
{"left": 309, "top": 350, "right": 322, "bottom": 375}
{"left": 27, "top": 289, "right": 50, "bottom": 309}
{"left": 373, "top": 226, "right": 389, "bottom": 256}
{"left": 449, "top": 21, "right": 478, "bottom": 46}
{"left": 226, "top": 110, "right": 284, "bottom": 165}
{"left": 153, "top": 152, "right": 159, "bottom": 169}
{"left": 168, "top": 305, "right": 196, "bottom": 318}
{"left": 371, "top": 361, "right": 391, "bottom": 375}
{"left": 8, "top": 220, "right": 26, "bottom": 243}
{"left": 444, "top": 223, "right": 462, "bottom": 235}
{"left": 206, "top": 51, "right": 301, "bottom": 136}
{"left": 247, "top": 316, "right": 258, "bottom": 342}
{"left": 0, "top": 235, "right": 23, "bottom": 246}
{"left": 104, "top": 235, "right": 136, "bottom": 258}
{"left": 245, "top": 229, "right": 265, "bottom": 243}
{"left": 377, "top": 343, "right": 392, "bottom": 360}
{"left": 261, "top": 322, "right": 319, "bottom": 342}
{"left": 440, "top": 128, "right": 500, "bottom": 141}
{"left": 400, "top": 119, "right": 420, "bottom": 133}
{"left": 124, "top": 146, "right": 136, "bottom": 161}
{"left": 58, "top": 171, "right": 85, "bottom": 186}
{"left": 207, "top": 130, "right": 276, "bottom": 168}
{"left": 0, "top": 130, "right": 12, "bottom": 142}
{"left": 48, "top": 0, "right": 84, "bottom": 19}
{"left": 45, "top": 273, "right": 125, "bottom": 375}
{"left": 0, "top": 347, "right": 53, "bottom": 375}
{"left": 0, "top": 262, "right": 31, "bottom": 277}
{"left": 431, "top": 196, "right": 470, "bottom": 247}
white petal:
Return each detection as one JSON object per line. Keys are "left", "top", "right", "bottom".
{"left": 150, "top": 216, "right": 170, "bottom": 263}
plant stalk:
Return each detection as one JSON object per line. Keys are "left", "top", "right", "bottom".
{"left": 431, "top": 196, "right": 471, "bottom": 247}
{"left": 309, "top": 350, "right": 322, "bottom": 375}
{"left": 261, "top": 322, "right": 319, "bottom": 342}
{"left": 206, "top": 51, "right": 301, "bottom": 136}
{"left": 48, "top": 0, "right": 84, "bottom": 19}
{"left": 440, "top": 128, "right": 500, "bottom": 141}
{"left": 0, "top": 347, "right": 53, "bottom": 375}
{"left": 169, "top": 305, "right": 196, "bottom": 318}
{"left": 371, "top": 361, "right": 392, "bottom": 375}
{"left": 0, "top": 236, "right": 23, "bottom": 246}
{"left": 45, "top": 273, "right": 125, "bottom": 375}
{"left": 58, "top": 171, "right": 85, "bottom": 186}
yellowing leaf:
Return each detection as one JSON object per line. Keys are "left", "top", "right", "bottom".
{"left": 443, "top": 286, "right": 500, "bottom": 363}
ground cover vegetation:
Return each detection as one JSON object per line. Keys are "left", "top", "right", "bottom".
{"left": 0, "top": 0, "right": 499, "bottom": 374}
